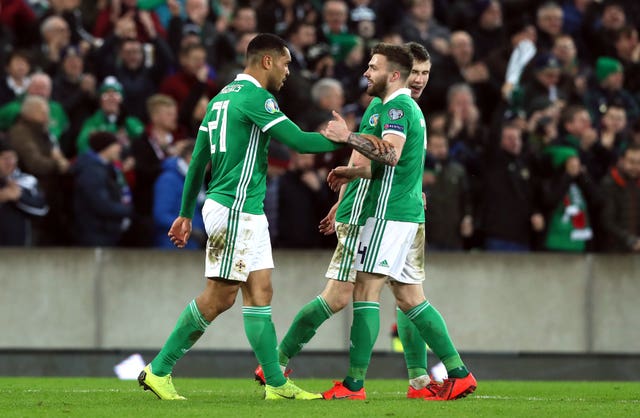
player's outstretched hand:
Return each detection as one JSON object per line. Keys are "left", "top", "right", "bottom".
{"left": 321, "top": 110, "right": 351, "bottom": 143}
{"left": 168, "top": 216, "right": 192, "bottom": 248}
{"left": 319, "top": 202, "right": 338, "bottom": 235}
{"left": 327, "top": 166, "right": 355, "bottom": 192}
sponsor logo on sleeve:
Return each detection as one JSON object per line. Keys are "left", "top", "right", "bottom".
{"left": 264, "top": 98, "right": 280, "bottom": 114}
{"left": 384, "top": 123, "right": 404, "bottom": 133}
{"left": 388, "top": 108, "right": 404, "bottom": 120}
{"left": 369, "top": 113, "right": 379, "bottom": 127}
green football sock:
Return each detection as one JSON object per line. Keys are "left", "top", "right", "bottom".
{"left": 150, "top": 299, "right": 209, "bottom": 376}
{"left": 243, "top": 306, "right": 286, "bottom": 387}
{"left": 344, "top": 301, "right": 380, "bottom": 391}
{"left": 396, "top": 307, "right": 427, "bottom": 379}
{"left": 404, "top": 301, "right": 469, "bottom": 378}
{"left": 278, "top": 296, "right": 334, "bottom": 366}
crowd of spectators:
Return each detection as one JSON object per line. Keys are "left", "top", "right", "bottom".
{"left": 1, "top": 0, "right": 639, "bottom": 253}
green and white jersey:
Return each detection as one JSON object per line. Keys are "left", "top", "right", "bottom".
{"left": 180, "top": 74, "right": 288, "bottom": 217}
{"left": 334, "top": 97, "right": 382, "bottom": 225}
{"left": 363, "top": 88, "right": 426, "bottom": 223}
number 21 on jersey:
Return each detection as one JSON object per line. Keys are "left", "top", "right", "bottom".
{"left": 207, "top": 100, "right": 229, "bottom": 154}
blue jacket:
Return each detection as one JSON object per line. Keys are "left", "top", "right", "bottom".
{"left": 153, "top": 156, "right": 205, "bottom": 249}
{"left": 73, "top": 151, "right": 133, "bottom": 246}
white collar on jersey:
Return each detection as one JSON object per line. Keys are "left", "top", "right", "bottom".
{"left": 383, "top": 87, "right": 411, "bottom": 105}
{"left": 235, "top": 73, "right": 262, "bottom": 88}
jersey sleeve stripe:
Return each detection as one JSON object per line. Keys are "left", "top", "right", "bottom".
{"left": 199, "top": 125, "right": 208, "bottom": 132}
{"left": 262, "top": 115, "right": 288, "bottom": 132}
{"left": 381, "top": 129, "right": 406, "bottom": 139}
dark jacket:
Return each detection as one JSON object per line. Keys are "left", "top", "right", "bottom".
{"left": 424, "top": 158, "right": 472, "bottom": 250}
{"left": 72, "top": 151, "right": 132, "bottom": 246}
{"left": 480, "top": 148, "right": 538, "bottom": 245}
{"left": 600, "top": 167, "right": 640, "bottom": 252}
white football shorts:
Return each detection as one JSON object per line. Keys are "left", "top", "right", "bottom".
{"left": 355, "top": 217, "right": 425, "bottom": 284}
{"left": 202, "top": 198, "right": 274, "bottom": 282}
{"left": 325, "top": 222, "right": 362, "bottom": 283}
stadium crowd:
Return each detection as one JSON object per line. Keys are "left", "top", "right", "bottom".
{"left": 0, "top": 0, "right": 639, "bottom": 252}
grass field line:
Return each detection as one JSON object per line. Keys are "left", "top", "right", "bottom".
{"left": 5, "top": 389, "right": 639, "bottom": 403}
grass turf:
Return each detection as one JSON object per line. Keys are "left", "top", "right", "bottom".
{"left": 0, "top": 378, "right": 638, "bottom": 417}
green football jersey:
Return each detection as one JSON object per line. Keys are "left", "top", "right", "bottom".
{"left": 363, "top": 88, "right": 426, "bottom": 223}
{"left": 334, "top": 97, "right": 382, "bottom": 225}
{"left": 180, "top": 74, "right": 288, "bottom": 217}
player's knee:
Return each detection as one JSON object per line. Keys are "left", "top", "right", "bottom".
{"left": 324, "top": 291, "right": 350, "bottom": 312}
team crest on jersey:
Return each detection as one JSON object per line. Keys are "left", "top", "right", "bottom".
{"left": 264, "top": 98, "right": 279, "bottom": 113}
{"left": 368, "top": 113, "right": 379, "bottom": 127}
{"left": 388, "top": 108, "right": 404, "bottom": 120}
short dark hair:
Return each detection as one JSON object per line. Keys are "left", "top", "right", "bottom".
{"left": 405, "top": 42, "right": 430, "bottom": 63}
{"left": 246, "top": 33, "right": 287, "bottom": 64}
{"left": 371, "top": 43, "right": 413, "bottom": 79}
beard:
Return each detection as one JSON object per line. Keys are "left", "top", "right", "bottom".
{"left": 366, "top": 76, "right": 387, "bottom": 98}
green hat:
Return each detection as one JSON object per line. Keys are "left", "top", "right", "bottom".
{"left": 595, "top": 57, "right": 622, "bottom": 83}
{"left": 99, "top": 76, "right": 124, "bottom": 95}
{"left": 545, "top": 145, "right": 579, "bottom": 168}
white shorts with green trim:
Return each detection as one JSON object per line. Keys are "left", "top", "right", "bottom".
{"left": 202, "top": 199, "right": 274, "bottom": 282}
{"left": 354, "top": 217, "right": 425, "bottom": 284}
{"left": 325, "top": 222, "right": 361, "bottom": 283}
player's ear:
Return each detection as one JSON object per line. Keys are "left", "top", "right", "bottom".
{"left": 262, "top": 54, "right": 272, "bottom": 69}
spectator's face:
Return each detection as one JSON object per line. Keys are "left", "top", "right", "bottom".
{"left": 364, "top": 54, "right": 390, "bottom": 98}
{"left": 566, "top": 110, "right": 591, "bottom": 135}
{"left": 500, "top": 126, "right": 522, "bottom": 155}
{"left": 602, "top": 5, "right": 626, "bottom": 30}
{"left": 6, "top": 56, "right": 30, "bottom": 80}
{"left": 265, "top": 48, "right": 291, "bottom": 93}
{"left": 537, "top": 7, "right": 563, "bottom": 36}
{"left": 100, "top": 90, "right": 122, "bottom": 115}
{"left": 427, "top": 135, "right": 448, "bottom": 160}
{"left": 186, "top": 0, "right": 209, "bottom": 24}
{"left": 50, "top": 0, "right": 80, "bottom": 11}
{"left": 603, "top": 71, "right": 624, "bottom": 90}
{"left": 601, "top": 107, "right": 627, "bottom": 133}
{"left": 448, "top": 90, "right": 475, "bottom": 118}
{"left": 615, "top": 29, "right": 639, "bottom": 56}
{"left": 62, "top": 53, "right": 83, "bottom": 79}
{"left": 536, "top": 67, "right": 561, "bottom": 88}
{"left": 323, "top": 1, "right": 348, "bottom": 32}
{"left": 152, "top": 104, "right": 177, "bottom": 132}
{"left": 622, "top": 149, "right": 640, "bottom": 178}
{"left": 291, "top": 153, "right": 315, "bottom": 170}
{"left": 411, "top": 0, "right": 433, "bottom": 22}
{"left": 319, "top": 86, "right": 344, "bottom": 112}
{"left": 120, "top": 41, "right": 144, "bottom": 70}
{"left": 407, "top": 59, "right": 431, "bottom": 99}
{"left": 291, "top": 25, "right": 316, "bottom": 48}
{"left": 27, "top": 76, "right": 52, "bottom": 98}
{"left": 480, "top": 1, "right": 502, "bottom": 30}
{"left": 182, "top": 48, "right": 206, "bottom": 75}
{"left": 552, "top": 36, "right": 576, "bottom": 64}
{"left": 102, "top": 142, "right": 123, "bottom": 163}
{"left": 0, "top": 150, "right": 18, "bottom": 177}
{"left": 450, "top": 32, "right": 473, "bottom": 66}
{"left": 233, "top": 9, "right": 257, "bottom": 33}
{"left": 42, "top": 17, "right": 70, "bottom": 45}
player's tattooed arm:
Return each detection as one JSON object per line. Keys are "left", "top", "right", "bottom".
{"left": 346, "top": 133, "right": 398, "bottom": 166}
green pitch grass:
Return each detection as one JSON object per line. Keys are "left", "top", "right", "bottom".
{"left": 0, "top": 378, "right": 638, "bottom": 417}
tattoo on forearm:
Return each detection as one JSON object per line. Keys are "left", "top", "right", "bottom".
{"left": 346, "top": 133, "right": 397, "bottom": 165}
